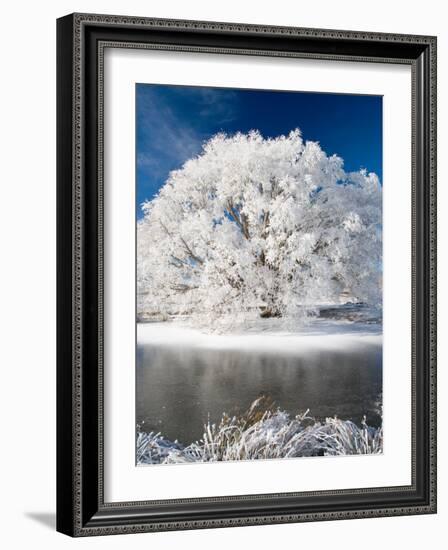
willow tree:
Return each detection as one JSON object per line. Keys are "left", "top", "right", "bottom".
{"left": 137, "top": 130, "right": 381, "bottom": 323}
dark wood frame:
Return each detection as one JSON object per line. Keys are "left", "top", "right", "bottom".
{"left": 57, "top": 13, "right": 437, "bottom": 537}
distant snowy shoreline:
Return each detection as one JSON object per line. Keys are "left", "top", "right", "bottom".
{"left": 137, "top": 317, "right": 382, "bottom": 354}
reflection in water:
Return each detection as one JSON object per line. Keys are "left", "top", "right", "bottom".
{"left": 136, "top": 343, "right": 382, "bottom": 445}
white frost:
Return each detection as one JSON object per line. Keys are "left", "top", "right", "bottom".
{"left": 137, "top": 402, "right": 383, "bottom": 465}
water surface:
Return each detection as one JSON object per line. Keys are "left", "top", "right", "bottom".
{"left": 136, "top": 329, "right": 382, "bottom": 445}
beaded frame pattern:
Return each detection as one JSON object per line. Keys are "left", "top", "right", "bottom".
{"left": 68, "top": 13, "right": 436, "bottom": 536}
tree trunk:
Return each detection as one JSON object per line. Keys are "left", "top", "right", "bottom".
{"left": 260, "top": 308, "right": 282, "bottom": 318}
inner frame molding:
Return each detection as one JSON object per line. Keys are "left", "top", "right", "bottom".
{"left": 56, "top": 12, "right": 437, "bottom": 537}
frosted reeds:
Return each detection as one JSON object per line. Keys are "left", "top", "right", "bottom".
{"left": 137, "top": 396, "right": 382, "bottom": 465}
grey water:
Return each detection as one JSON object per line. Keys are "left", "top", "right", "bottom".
{"left": 136, "top": 337, "right": 382, "bottom": 446}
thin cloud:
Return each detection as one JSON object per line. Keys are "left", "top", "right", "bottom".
{"left": 192, "top": 88, "right": 238, "bottom": 124}
{"left": 137, "top": 90, "right": 204, "bottom": 173}
{"left": 167, "top": 86, "right": 239, "bottom": 124}
{"left": 136, "top": 85, "right": 242, "bottom": 214}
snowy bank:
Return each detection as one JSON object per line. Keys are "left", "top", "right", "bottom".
{"left": 137, "top": 318, "right": 382, "bottom": 355}
{"left": 137, "top": 397, "right": 382, "bottom": 465}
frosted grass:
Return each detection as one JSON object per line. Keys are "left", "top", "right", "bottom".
{"left": 137, "top": 396, "right": 382, "bottom": 465}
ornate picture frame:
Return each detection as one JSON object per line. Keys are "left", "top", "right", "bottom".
{"left": 57, "top": 13, "right": 437, "bottom": 536}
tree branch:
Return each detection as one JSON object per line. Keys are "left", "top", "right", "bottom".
{"left": 179, "top": 237, "right": 204, "bottom": 265}
{"left": 226, "top": 199, "right": 250, "bottom": 239}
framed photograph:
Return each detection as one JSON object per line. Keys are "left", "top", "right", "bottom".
{"left": 56, "top": 13, "right": 437, "bottom": 536}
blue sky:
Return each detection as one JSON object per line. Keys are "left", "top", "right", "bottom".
{"left": 136, "top": 84, "right": 382, "bottom": 219}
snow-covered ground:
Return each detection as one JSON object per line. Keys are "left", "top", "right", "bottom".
{"left": 137, "top": 317, "right": 382, "bottom": 355}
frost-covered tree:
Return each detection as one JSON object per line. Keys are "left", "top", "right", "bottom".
{"left": 137, "top": 130, "right": 381, "bottom": 322}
